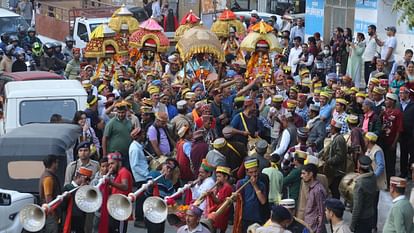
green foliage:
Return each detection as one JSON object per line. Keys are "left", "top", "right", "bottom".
{"left": 392, "top": 0, "right": 414, "bottom": 29}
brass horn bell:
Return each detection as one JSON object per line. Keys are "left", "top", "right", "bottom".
{"left": 75, "top": 185, "right": 103, "bottom": 213}
{"left": 19, "top": 204, "right": 46, "bottom": 232}
{"left": 143, "top": 196, "right": 168, "bottom": 224}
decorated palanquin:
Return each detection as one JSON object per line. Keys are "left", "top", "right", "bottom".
{"left": 211, "top": 9, "right": 246, "bottom": 66}
{"left": 176, "top": 25, "right": 224, "bottom": 88}
{"left": 84, "top": 23, "right": 129, "bottom": 85}
{"left": 175, "top": 10, "right": 201, "bottom": 41}
{"left": 240, "top": 20, "right": 281, "bottom": 84}
{"left": 129, "top": 17, "right": 169, "bottom": 78}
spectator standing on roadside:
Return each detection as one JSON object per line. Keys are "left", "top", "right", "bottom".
{"left": 363, "top": 25, "right": 380, "bottom": 85}
{"left": 18, "top": 0, "right": 33, "bottom": 25}
{"left": 375, "top": 26, "right": 397, "bottom": 75}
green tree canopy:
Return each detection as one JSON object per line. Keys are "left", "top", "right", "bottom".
{"left": 392, "top": 0, "right": 414, "bottom": 29}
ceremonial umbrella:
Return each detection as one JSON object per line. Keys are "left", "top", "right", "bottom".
{"left": 240, "top": 21, "right": 281, "bottom": 52}
{"left": 129, "top": 17, "right": 170, "bottom": 52}
{"left": 175, "top": 10, "right": 201, "bottom": 40}
{"left": 211, "top": 9, "right": 246, "bottom": 38}
{"left": 176, "top": 25, "right": 224, "bottom": 62}
{"left": 108, "top": 5, "right": 140, "bottom": 33}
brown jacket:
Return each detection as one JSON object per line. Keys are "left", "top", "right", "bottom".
{"left": 39, "top": 169, "right": 61, "bottom": 204}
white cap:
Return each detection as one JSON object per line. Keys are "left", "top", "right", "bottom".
{"left": 176, "top": 100, "right": 187, "bottom": 110}
{"left": 280, "top": 199, "right": 295, "bottom": 209}
{"left": 386, "top": 92, "right": 398, "bottom": 101}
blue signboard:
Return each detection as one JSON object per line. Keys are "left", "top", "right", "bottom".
{"left": 355, "top": 0, "right": 377, "bottom": 9}
{"left": 354, "top": 19, "right": 375, "bottom": 34}
{"left": 305, "top": 0, "right": 324, "bottom": 36}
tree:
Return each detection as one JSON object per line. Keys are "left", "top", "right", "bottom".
{"left": 392, "top": 0, "right": 414, "bottom": 29}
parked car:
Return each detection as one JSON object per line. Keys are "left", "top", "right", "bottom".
{"left": 0, "top": 188, "right": 34, "bottom": 233}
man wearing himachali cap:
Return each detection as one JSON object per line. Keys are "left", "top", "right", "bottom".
{"left": 324, "top": 119, "right": 347, "bottom": 199}
{"left": 191, "top": 159, "right": 216, "bottom": 212}
{"left": 177, "top": 205, "right": 210, "bottom": 233}
{"left": 237, "top": 157, "right": 267, "bottom": 233}
{"left": 383, "top": 176, "right": 414, "bottom": 232}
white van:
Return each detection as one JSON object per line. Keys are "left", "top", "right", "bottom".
{"left": 1, "top": 80, "right": 87, "bottom": 134}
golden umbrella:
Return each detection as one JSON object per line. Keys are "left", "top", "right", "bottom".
{"left": 211, "top": 9, "right": 246, "bottom": 38}
{"left": 176, "top": 25, "right": 224, "bottom": 62}
{"left": 109, "top": 5, "right": 139, "bottom": 33}
{"left": 240, "top": 21, "right": 281, "bottom": 52}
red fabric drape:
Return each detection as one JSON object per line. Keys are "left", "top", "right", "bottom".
{"left": 98, "top": 183, "right": 110, "bottom": 233}
{"left": 232, "top": 194, "right": 243, "bottom": 233}
{"left": 62, "top": 196, "right": 73, "bottom": 233}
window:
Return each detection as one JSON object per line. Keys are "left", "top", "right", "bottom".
{"left": 0, "top": 16, "right": 29, "bottom": 35}
{"left": 19, "top": 99, "right": 77, "bottom": 125}
{"left": 8, "top": 161, "right": 44, "bottom": 179}
{"left": 77, "top": 23, "right": 88, "bottom": 42}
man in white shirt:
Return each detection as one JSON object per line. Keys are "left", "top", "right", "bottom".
{"left": 288, "top": 37, "right": 303, "bottom": 75}
{"left": 191, "top": 159, "right": 216, "bottom": 212}
{"left": 376, "top": 26, "right": 397, "bottom": 75}
{"left": 362, "top": 25, "right": 380, "bottom": 84}
{"left": 290, "top": 18, "right": 305, "bottom": 43}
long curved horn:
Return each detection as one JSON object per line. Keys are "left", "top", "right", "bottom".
{"left": 20, "top": 187, "right": 79, "bottom": 232}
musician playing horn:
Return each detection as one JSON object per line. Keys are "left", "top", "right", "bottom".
{"left": 236, "top": 157, "right": 267, "bottom": 233}
{"left": 39, "top": 155, "right": 61, "bottom": 233}
{"left": 61, "top": 167, "right": 93, "bottom": 233}
{"left": 191, "top": 159, "right": 215, "bottom": 212}
{"left": 145, "top": 161, "right": 175, "bottom": 233}
{"left": 205, "top": 166, "right": 233, "bottom": 233}
{"left": 107, "top": 152, "right": 133, "bottom": 233}
{"left": 177, "top": 205, "right": 211, "bottom": 233}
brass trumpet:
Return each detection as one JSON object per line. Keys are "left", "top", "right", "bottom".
{"left": 193, "top": 181, "right": 219, "bottom": 207}
{"left": 74, "top": 175, "right": 109, "bottom": 213}
{"left": 20, "top": 186, "right": 80, "bottom": 232}
{"left": 107, "top": 173, "right": 164, "bottom": 221}
{"left": 143, "top": 177, "right": 201, "bottom": 224}
{"left": 208, "top": 179, "right": 251, "bottom": 220}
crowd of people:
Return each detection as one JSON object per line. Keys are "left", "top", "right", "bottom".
{"left": 10, "top": 7, "right": 414, "bottom": 233}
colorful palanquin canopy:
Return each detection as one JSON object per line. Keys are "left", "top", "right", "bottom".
{"left": 175, "top": 10, "right": 201, "bottom": 40}
{"left": 176, "top": 25, "right": 224, "bottom": 62}
{"left": 84, "top": 24, "right": 129, "bottom": 58}
{"left": 211, "top": 9, "right": 246, "bottom": 38}
{"left": 108, "top": 5, "right": 140, "bottom": 33}
{"left": 240, "top": 21, "right": 281, "bottom": 52}
{"left": 129, "top": 17, "right": 170, "bottom": 52}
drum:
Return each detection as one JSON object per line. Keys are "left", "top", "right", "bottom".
{"left": 339, "top": 172, "right": 359, "bottom": 205}
{"left": 149, "top": 155, "right": 168, "bottom": 170}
